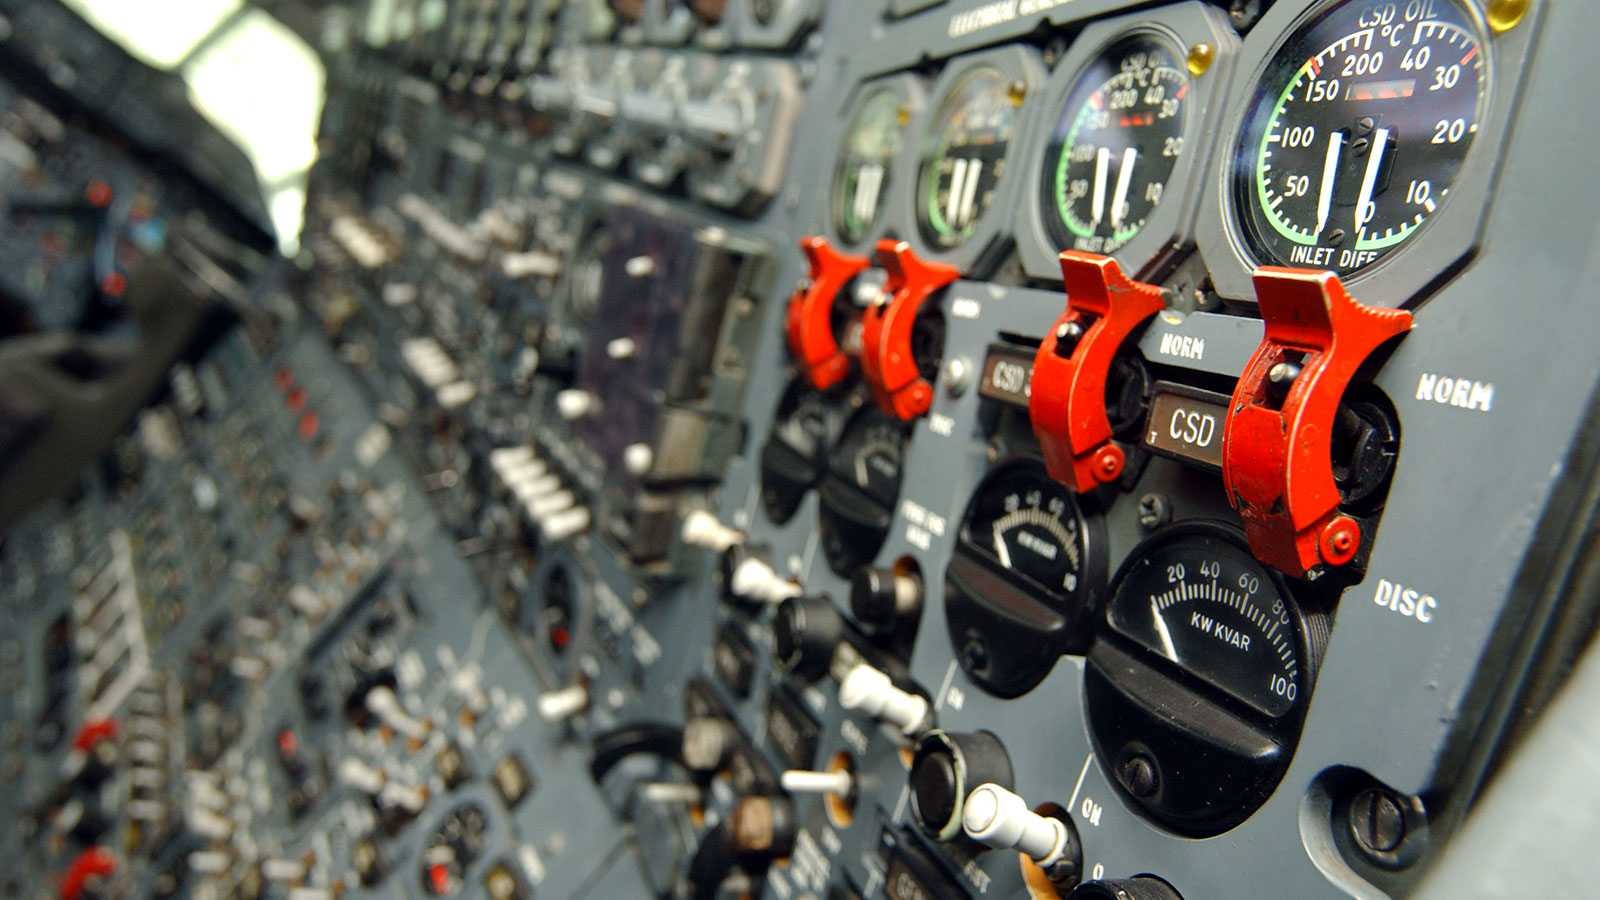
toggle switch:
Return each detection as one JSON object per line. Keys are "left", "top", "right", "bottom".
{"left": 1029, "top": 252, "right": 1166, "bottom": 492}
{"left": 860, "top": 239, "right": 960, "bottom": 421}
{"left": 537, "top": 684, "right": 588, "bottom": 722}
{"left": 785, "top": 236, "right": 871, "bottom": 390}
{"left": 1223, "top": 268, "right": 1412, "bottom": 576}
{"left": 681, "top": 510, "right": 743, "bottom": 553}
{"left": 838, "top": 663, "right": 929, "bottom": 734}
{"left": 780, "top": 768, "right": 852, "bottom": 797}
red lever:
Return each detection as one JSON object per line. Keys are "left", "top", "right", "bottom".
{"left": 860, "top": 239, "right": 960, "bottom": 420}
{"left": 59, "top": 848, "right": 116, "bottom": 900}
{"left": 1029, "top": 252, "right": 1166, "bottom": 491}
{"left": 1223, "top": 267, "right": 1412, "bottom": 577}
{"left": 784, "top": 236, "right": 870, "bottom": 390}
{"left": 70, "top": 718, "right": 119, "bottom": 754}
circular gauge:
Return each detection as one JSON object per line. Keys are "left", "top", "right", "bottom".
{"left": 421, "top": 803, "right": 490, "bottom": 896}
{"left": 832, "top": 88, "right": 910, "bottom": 244}
{"left": 945, "top": 457, "right": 1104, "bottom": 698}
{"left": 817, "top": 408, "right": 907, "bottom": 576}
{"left": 1043, "top": 33, "right": 1191, "bottom": 256}
{"left": 759, "top": 379, "right": 851, "bottom": 525}
{"left": 1104, "top": 526, "right": 1303, "bottom": 717}
{"left": 1085, "top": 523, "right": 1317, "bottom": 836}
{"left": 916, "top": 65, "right": 1020, "bottom": 250}
{"left": 1233, "top": 0, "right": 1487, "bottom": 277}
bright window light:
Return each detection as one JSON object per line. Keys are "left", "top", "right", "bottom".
{"left": 183, "top": 10, "right": 325, "bottom": 253}
{"left": 58, "top": 0, "right": 243, "bottom": 70}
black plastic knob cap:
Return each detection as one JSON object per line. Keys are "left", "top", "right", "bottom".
{"left": 909, "top": 729, "right": 1015, "bottom": 841}
{"left": 772, "top": 595, "right": 844, "bottom": 681}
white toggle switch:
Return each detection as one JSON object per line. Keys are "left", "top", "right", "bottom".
{"left": 556, "top": 389, "right": 594, "bottom": 420}
{"left": 528, "top": 489, "right": 575, "bottom": 520}
{"left": 538, "top": 684, "right": 589, "bottom": 722}
{"left": 623, "top": 442, "right": 653, "bottom": 476}
{"left": 541, "top": 506, "right": 591, "bottom": 542}
{"left": 500, "top": 459, "right": 549, "bottom": 486}
{"left": 378, "top": 781, "right": 427, "bottom": 813}
{"left": 681, "top": 510, "right": 742, "bottom": 552}
{"left": 490, "top": 445, "right": 535, "bottom": 470}
{"left": 500, "top": 250, "right": 561, "bottom": 279}
{"left": 337, "top": 758, "right": 386, "bottom": 795}
{"left": 606, "top": 337, "right": 637, "bottom": 360}
{"left": 838, "top": 664, "right": 929, "bottom": 735}
{"left": 262, "top": 858, "right": 308, "bottom": 882}
{"left": 781, "top": 769, "right": 853, "bottom": 797}
{"left": 449, "top": 667, "right": 489, "bottom": 714}
{"left": 186, "top": 806, "right": 234, "bottom": 841}
{"left": 639, "top": 782, "right": 703, "bottom": 804}
{"left": 515, "top": 474, "right": 563, "bottom": 503}
{"left": 729, "top": 557, "right": 801, "bottom": 604}
{"left": 961, "top": 783, "right": 1069, "bottom": 865}
{"left": 365, "top": 686, "right": 429, "bottom": 739}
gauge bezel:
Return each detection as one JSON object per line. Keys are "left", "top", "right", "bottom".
{"left": 1194, "top": 0, "right": 1542, "bottom": 307}
{"left": 1017, "top": 2, "right": 1239, "bottom": 283}
{"left": 1085, "top": 520, "right": 1316, "bottom": 835}
{"left": 944, "top": 454, "right": 1107, "bottom": 698}
{"left": 822, "top": 74, "right": 928, "bottom": 255}
{"left": 895, "top": 45, "right": 1046, "bottom": 275}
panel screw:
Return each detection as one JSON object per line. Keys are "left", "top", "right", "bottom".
{"left": 1350, "top": 788, "right": 1406, "bottom": 854}
{"left": 1119, "top": 755, "right": 1159, "bottom": 798}
{"left": 1136, "top": 494, "right": 1170, "bottom": 530}
{"left": 1228, "top": 0, "right": 1264, "bottom": 31}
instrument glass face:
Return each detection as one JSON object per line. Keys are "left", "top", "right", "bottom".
{"left": 1232, "top": 0, "right": 1487, "bottom": 276}
{"left": 1043, "top": 33, "right": 1191, "bottom": 255}
{"left": 832, "top": 88, "right": 908, "bottom": 244}
{"left": 916, "top": 65, "right": 1019, "bottom": 250}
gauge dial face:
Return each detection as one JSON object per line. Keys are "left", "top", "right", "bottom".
{"left": 916, "top": 66, "right": 1018, "bottom": 250}
{"left": 1105, "top": 527, "right": 1302, "bottom": 718}
{"left": 832, "top": 88, "right": 909, "bottom": 244}
{"left": 831, "top": 409, "right": 907, "bottom": 509}
{"left": 1233, "top": 0, "right": 1487, "bottom": 277}
{"left": 960, "top": 458, "right": 1087, "bottom": 602}
{"left": 1043, "top": 33, "right": 1191, "bottom": 255}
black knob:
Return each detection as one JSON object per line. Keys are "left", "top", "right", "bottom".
{"left": 772, "top": 595, "right": 844, "bottom": 681}
{"left": 849, "top": 565, "right": 921, "bottom": 631}
{"left": 909, "top": 729, "right": 1015, "bottom": 841}
{"left": 1068, "top": 877, "right": 1184, "bottom": 900}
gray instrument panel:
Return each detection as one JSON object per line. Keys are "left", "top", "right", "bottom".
{"left": 6, "top": 1, "right": 1600, "bottom": 899}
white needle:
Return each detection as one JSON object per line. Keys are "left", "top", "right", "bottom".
{"left": 993, "top": 524, "right": 1013, "bottom": 570}
{"left": 1315, "top": 131, "right": 1344, "bottom": 237}
{"left": 1354, "top": 127, "right": 1390, "bottom": 237}
{"left": 1152, "top": 598, "right": 1178, "bottom": 662}
{"left": 1109, "top": 147, "right": 1137, "bottom": 230}
{"left": 1090, "top": 147, "right": 1110, "bottom": 229}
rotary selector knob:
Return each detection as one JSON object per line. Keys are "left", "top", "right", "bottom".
{"left": 849, "top": 564, "right": 921, "bottom": 631}
{"left": 838, "top": 663, "right": 928, "bottom": 734}
{"left": 909, "top": 729, "right": 1013, "bottom": 841}
{"left": 773, "top": 596, "right": 845, "bottom": 680}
